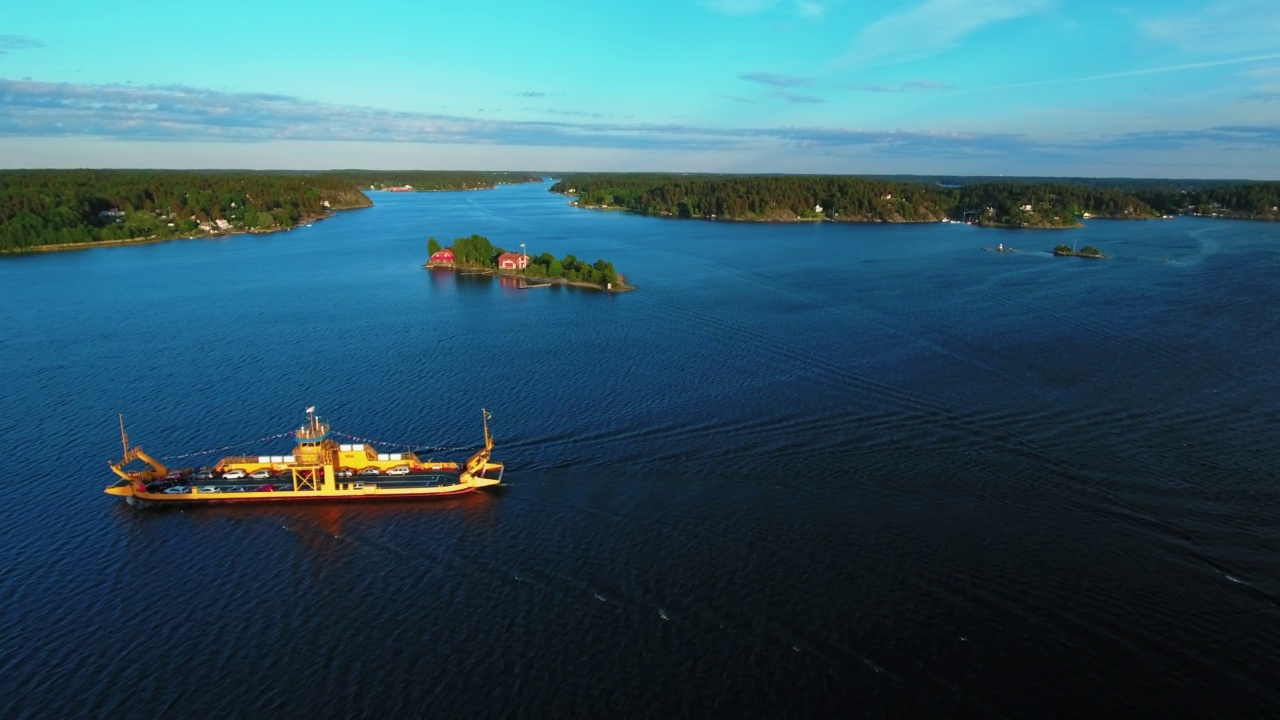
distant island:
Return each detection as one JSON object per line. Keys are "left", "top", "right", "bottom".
{"left": 551, "top": 174, "right": 1280, "bottom": 229}
{"left": 423, "top": 234, "right": 632, "bottom": 292}
{"left": 1053, "top": 244, "right": 1108, "bottom": 258}
{"left": 5, "top": 170, "right": 1275, "bottom": 254}
{"left": 334, "top": 171, "right": 542, "bottom": 193}
{"left": 0, "top": 170, "right": 543, "bottom": 254}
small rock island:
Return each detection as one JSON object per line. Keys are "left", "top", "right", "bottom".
{"left": 1053, "top": 244, "right": 1108, "bottom": 258}
{"left": 423, "top": 234, "right": 633, "bottom": 292}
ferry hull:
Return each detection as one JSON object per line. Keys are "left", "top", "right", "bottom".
{"left": 106, "top": 409, "right": 504, "bottom": 508}
{"left": 127, "top": 486, "right": 480, "bottom": 505}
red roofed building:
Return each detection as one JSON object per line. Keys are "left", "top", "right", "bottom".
{"left": 429, "top": 248, "right": 455, "bottom": 265}
{"left": 497, "top": 252, "right": 529, "bottom": 270}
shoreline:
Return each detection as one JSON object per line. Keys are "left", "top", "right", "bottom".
{"left": 571, "top": 204, "right": 1280, "bottom": 228}
{"left": 0, "top": 207, "right": 363, "bottom": 256}
{"left": 557, "top": 194, "right": 1170, "bottom": 229}
{"left": 424, "top": 263, "right": 635, "bottom": 293}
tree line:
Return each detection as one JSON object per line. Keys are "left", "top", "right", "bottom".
{"left": 1132, "top": 184, "right": 1280, "bottom": 219}
{"left": 0, "top": 170, "right": 373, "bottom": 252}
{"left": 0, "top": 170, "right": 548, "bottom": 253}
{"left": 551, "top": 174, "right": 1280, "bottom": 227}
{"left": 325, "top": 171, "right": 542, "bottom": 192}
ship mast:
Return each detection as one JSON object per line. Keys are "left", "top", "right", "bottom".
{"left": 108, "top": 413, "right": 167, "bottom": 481}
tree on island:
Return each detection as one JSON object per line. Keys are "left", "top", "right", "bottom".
{"left": 1079, "top": 245, "right": 1103, "bottom": 257}
{"left": 437, "top": 233, "right": 624, "bottom": 290}
{"left": 526, "top": 254, "right": 617, "bottom": 287}
{"left": 427, "top": 236, "right": 441, "bottom": 255}
{"left": 450, "top": 234, "right": 499, "bottom": 266}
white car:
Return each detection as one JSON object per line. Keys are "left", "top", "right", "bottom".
{"left": 222, "top": 469, "right": 247, "bottom": 480}
{"left": 336, "top": 469, "right": 353, "bottom": 478}
{"left": 198, "top": 486, "right": 219, "bottom": 494}
{"left": 358, "top": 467, "right": 381, "bottom": 476}
{"left": 249, "top": 469, "right": 272, "bottom": 480}
{"left": 163, "top": 486, "right": 191, "bottom": 494}
{"left": 387, "top": 466, "right": 410, "bottom": 476}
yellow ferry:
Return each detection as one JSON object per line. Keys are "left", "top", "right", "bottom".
{"left": 105, "top": 408, "right": 503, "bottom": 506}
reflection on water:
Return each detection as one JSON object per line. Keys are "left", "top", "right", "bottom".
{"left": 1, "top": 185, "right": 1278, "bottom": 718}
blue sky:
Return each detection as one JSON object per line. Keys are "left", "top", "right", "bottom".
{"left": 1, "top": 0, "right": 1278, "bottom": 177}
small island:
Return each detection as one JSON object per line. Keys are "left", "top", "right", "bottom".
{"left": 1053, "top": 244, "right": 1107, "bottom": 258}
{"left": 337, "top": 171, "right": 543, "bottom": 193}
{"left": 424, "top": 234, "right": 633, "bottom": 292}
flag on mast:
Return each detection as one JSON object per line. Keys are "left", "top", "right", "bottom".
{"left": 306, "top": 405, "right": 315, "bottom": 413}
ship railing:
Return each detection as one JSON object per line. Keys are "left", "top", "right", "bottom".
{"left": 219, "top": 455, "right": 269, "bottom": 466}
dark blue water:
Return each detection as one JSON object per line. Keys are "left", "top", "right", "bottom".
{"left": 2, "top": 182, "right": 1278, "bottom": 717}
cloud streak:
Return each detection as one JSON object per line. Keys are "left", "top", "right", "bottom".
{"left": 700, "top": 0, "right": 827, "bottom": 18}
{"left": 1141, "top": 1, "right": 1280, "bottom": 55}
{"left": 842, "top": 80, "right": 954, "bottom": 93}
{"left": 0, "top": 78, "right": 1015, "bottom": 157}
{"left": 0, "top": 35, "right": 44, "bottom": 54}
{"left": 771, "top": 90, "right": 825, "bottom": 103}
{"left": 739, "top": 71, "right": 813, "bottom": 87}
{"left": 795, "top": 1, "right": 826, "bottom": 19}
{"left": 968, "top": 52, "right": 1280, "bottom": 93}
{"left": 1097, "top": 125, "right": 1280, "bottom": 152}
{"left": 841, "top": 0, "right": 1051, "bottom": 68}
{"left": 0, "top": 77, "right": 1274, "bottom": 166}
{"left": 700, "top": 0, "right": 780, "bottom": 15}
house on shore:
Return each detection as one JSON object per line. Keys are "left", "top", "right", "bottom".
{"left": 429, "top": 248, "right": 455, "bottom": 265}
{"left": 497, "top": 252, "right": 529, "bottom": 270}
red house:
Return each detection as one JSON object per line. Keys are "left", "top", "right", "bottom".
{"left": 497, "top": 252, "right": 529, "bottom": 270}
{"left": 429, "top": 248, "right": 455, "bottom": 265}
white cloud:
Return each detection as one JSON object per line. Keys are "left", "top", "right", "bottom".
{"left": 1141, "top": 1, "right": 1280, "bottom": 55}
{"left": 0, "top": 34, "right": 45, "bottom": 54}
{"left": 700, "top": 0, "right": 781, "bottom": 15}
{"left": 699, "top": 0, "right": 829, "bottom": 18}
{"left": 840, "top": 0, "right": 1052, "bottom": 68}
{"left": 795, "top": 1, "right": 825, "bottom": 19}
{"left": 739, "top": 71, "right": 813, "bottom": 87}
{"left": 770, "top": 89, "right": 825, "bottom": 103}
{"left": 2, "top": 76, "right": 1277, "bottom": 178}
{"left": 0, "top": 77, "right": 1018, "bottom": 157}
{"left": 840, "top": 79, "right": 954, "bottom": 93}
